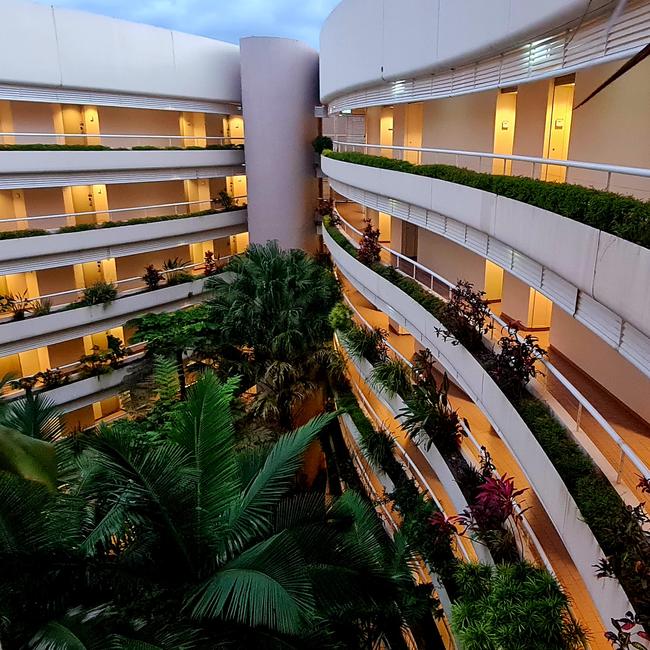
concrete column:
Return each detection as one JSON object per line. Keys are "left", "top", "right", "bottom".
{"left": 240, "top": 37, "right": 319, "bottom": 252}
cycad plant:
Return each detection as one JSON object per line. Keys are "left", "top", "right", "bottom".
{"left": 206, "top": 242, "right": 341, "bottom": 429}
{"left": 1, "top": 372, "right": 423, "bottom": 648}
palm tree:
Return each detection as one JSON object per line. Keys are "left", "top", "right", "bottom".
{"left": 206, "top": 241, "right": 342, "bottom": 429}
{"left": 1, "top": 372, "right": 426, "bottom": 648}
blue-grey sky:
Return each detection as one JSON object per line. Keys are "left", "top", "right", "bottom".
{"left": 32, "top": 0, "right": 340, "bottom": 49}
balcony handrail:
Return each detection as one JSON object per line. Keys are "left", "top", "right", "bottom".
{"left": 332, "top": 140, "right": 650, "bottom": 180}
{"left": 0, "top": 197, "right": 248, "bottom": 226}
{"left": 5, "top": 257, "right": 231, "bottom": 307}
{"left": 332, "top": 207, "right": 650, "bottom": 485}
{"left": 0, "top": 132, "right": 244, "bottom": 142}
{"left": 343, "top": 293, "right": 560, "bottom": 580}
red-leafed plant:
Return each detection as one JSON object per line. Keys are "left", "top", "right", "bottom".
{"left": 429, "top": 511, "right": 458, "bottom": 538}
{"left": 637, "top": 474, "right": 650, "bottom": 495}
{"left": 357, "top": 216, "right": 381, "bottom": 266}
{"left": 605, "top": 611, "right": 650, "bottom": 649}
{"left": 472, "top": 474, "right": 528, "bottom": 528}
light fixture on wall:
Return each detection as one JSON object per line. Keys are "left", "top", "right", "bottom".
{"left": 554, "top": 118, "right": 564, "bottom": 129}
{"left": 501, "top": 120, "right": 510, "bottom": 130}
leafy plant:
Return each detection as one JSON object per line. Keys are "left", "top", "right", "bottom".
{"left": 31, "top": 299, "right": 51, "bottom": 317}
{"left": 79, "top": 281, "right": 118, "bottom": 307}
{"left": 451, "top": 562, "right": 586, "bottom": 649}
{"left": 605, "top": 611, "right": 650, "bottom": 649}
{"left": 142, "top": 264, "right": 163, "bottom": 290}
{"left": 217, "top": 190, "right": 235, "bottom": 210}
{"left": 357, "top": 216, "right": 382, "bottom": 266}
{"left": 1, "top": 292, "right": 33, "bottom": 321}
{"left": 438, "top": 280, "right": 493, "bottom": 351}
{"left": 203, "top": 250, "right": 220, "bottom": 276}
{"left": 328, "top": 302, "right": 354, "bottom": 332}
{"left": 370, "top": 357, "right": 413, "bottom": 398}
{"left": 163, "top": 257, "right": 193, "bottom": 286}
{"left": 341, "top": 325, "right": 387, "bottom": 365}
{"left": 37, "top": 368, "right": 69, "bottom": 390}
{"left": 312, "top": 135, "right": 334, "bottom": 154}
{"left": 490, "top": 327, "right": 547, "bottom": 398}
{"left": 9, "top": 374, "right": 40, "bottom": 397}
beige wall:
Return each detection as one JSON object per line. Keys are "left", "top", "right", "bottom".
{"left": 97, "top": 106, "right": 181, "bottom": 147}
{"left": 106, "top": 181, "right": 187, "bottom": 220}
{"left": 550, "top": 307, "right": 650, "bottom": 423}
{"left": 115, "top": 245, "right": 190, "bottom": 291}
{"left": 48, "top": 337, "right": 86, "bottom": 369}
{"left": 10, "top": 101, "right": 56, "bottom": 139}
{"left": 205, "top": 113, "right": 226, "bottom": 138}
{"left": 511, "top": 79, "right": 552, "bottom": 176}
{"left": 36, "top": 265, "right": 78, "bottom": 306}
{"left": 421, "top": 90, "right": 497, "bottom": 169}
{"left": 417, "top": 228, "right": 485, "bottom": 290}
{"left": 568, "top": 57, "right": 650, "bottom": 198}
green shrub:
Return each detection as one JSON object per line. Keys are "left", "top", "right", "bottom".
{"left": 451, "top": 562, "right": 586, "bottom": 649}
{"left": 328, "top": 302, "right": 354, "bottom": 332}
{"left": 312, "top": 135, "right": 334, "bottom": 154}
{"left": 79, "top": 281, "right": 118, "bottom": 306}
{"left": 324, "top": 150, "right": 650, "bottom": 249}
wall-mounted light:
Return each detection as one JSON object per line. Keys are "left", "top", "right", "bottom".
{"left": 501, "top": 120, "right": 510, "bottom": 130}
{"left": 554, "top": 118, "right": 564, "bottom": 129}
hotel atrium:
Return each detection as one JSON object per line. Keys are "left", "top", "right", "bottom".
{"left": 0, "top": 0, "right": 649, "bottom": 648}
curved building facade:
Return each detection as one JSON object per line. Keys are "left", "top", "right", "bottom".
{"left": 1, "top": 0, "right": 650, "bottom": 646}
{"left": 319, "top": 0, "right": 650, "bottom": 646}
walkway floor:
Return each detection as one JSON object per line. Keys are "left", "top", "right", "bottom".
{"left": 335, "top": 199, "right": 650, "bottom": 502}
{"left": 341, "top": 279, "right": 610, "bottom": 647}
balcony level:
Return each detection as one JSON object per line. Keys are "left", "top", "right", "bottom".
{"left": 323, "top": 219, "right": 638, "bottom": 637}
{"left": 322, "top": 149, "right": 650, "bottom": 381}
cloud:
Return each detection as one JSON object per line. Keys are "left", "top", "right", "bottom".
{"left": 31, "top": 0, "right": 340, "bottom": 48}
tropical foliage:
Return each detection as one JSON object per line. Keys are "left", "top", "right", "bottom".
{"left": 0, "top": 373, "right": 430, "bottom": 648}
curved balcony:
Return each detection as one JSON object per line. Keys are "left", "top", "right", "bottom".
{"left": 0, "top": 270, "right": 214, "bottom": 357}
{"left": 0, "top": 145, "right": 245, "bottom": 190}
{"left": 322, "top": 151, "right": 650, "bottom": 378}
{"left": 0, "top": 208, "right": 247, "bottom": 274}
{"left": 323, "top": 224, "right": 635, "bottom": 630}
{"left": 321, "top": 0, "right": 650, "bottom": 110}
{"left": 332, "top": 208, "right": 650, "bottom": 506}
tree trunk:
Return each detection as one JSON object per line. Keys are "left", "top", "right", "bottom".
{"left": 175, "top": 349, "right": 187, "bottom": 400}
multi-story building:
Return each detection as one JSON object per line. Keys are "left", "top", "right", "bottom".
{"left": 319, "top": 0, "right": 650, "bottom": 646}
{"left": 2, "top": 0, "right": 650, "bottom": 646}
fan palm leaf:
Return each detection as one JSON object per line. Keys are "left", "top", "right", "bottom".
{"left": 223, "top": 412, "right": 335, "bottom": 555}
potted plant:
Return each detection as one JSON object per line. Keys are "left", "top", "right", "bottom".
{"left": 142, "top": 264, "right": 163, "bottom": 290}
{"left": 163, "top": 257, "right": 193, "bottom": 286}
{"left": 79, "top": 280, "right": 118, "bottom": 306}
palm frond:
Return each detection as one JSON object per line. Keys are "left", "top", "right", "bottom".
{"left": 77, "top": 424, "right": 194, "bottom": 568}
{"left": 0, "top": 393, "right": 65, "bottom": 442}
{"left": 0, "top": 427, "right": 57, "bottom": 489}
{"left": 223, "top": 413, "right": 335, "bottom": 554}
{"left": 170, "top": 372, "right": 241, "bottom": 554}
{"left": 152, "top": 355, "right": 180, "bottom": 405}
{"left": 186, "top": 530, "right": 315, "bottom": 636}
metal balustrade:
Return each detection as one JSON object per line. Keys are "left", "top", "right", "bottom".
{"left": 0, "top": 132, "right": 244, "bottom": 148}
{"left": 330, "top": 206, "right": 650, "bottom": 494}
{"left": 0, "top": 197, "right": 247, "bottom": 232}
{"left": 342, "top": 292, "right": 560, "bottom": 579}
{"left": 333, "top": 140, "right": 650, "bottom": 195}
{"left": 0, "top": 256, "right": 231, "bottom": 318}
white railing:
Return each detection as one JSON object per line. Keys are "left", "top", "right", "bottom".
{"left": 1, "top": 341, "right": 148, "bottom": 400}
{"left": 331, "top": 207, "right": 650, "bottom": 492}
{"left": 332, "top": 141, "right": 650, "bottom": 193}
{"left": 0, "top": 256, "right": 231, "bottom": 321}
{"left": 0, "top": 132, "right": 244, "bottom": 148}
{"left": 343, "top": 293, "right": 555, "bottom": 572}
{"left": 0, "top": 197, "right": 247, "bottom": 231}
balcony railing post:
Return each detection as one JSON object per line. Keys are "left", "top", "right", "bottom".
{"left": 575, "top": 402, "right": 583, "bottom": 432}
{"left": 617, "top": 448, "right": 625, "bottom": 484}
